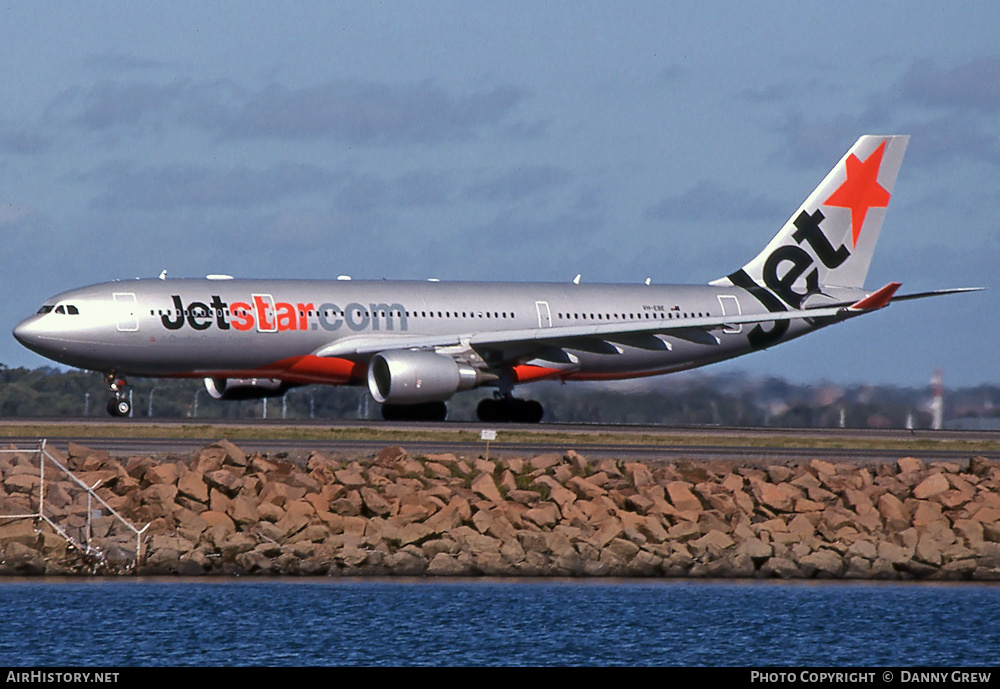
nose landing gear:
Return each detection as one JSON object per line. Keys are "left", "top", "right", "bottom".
{"left": 104, "top": 373, "right": 131, "bottom": 417}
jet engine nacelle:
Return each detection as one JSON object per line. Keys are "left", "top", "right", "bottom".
{"left": 367, "top": 350, "right": 481, "bottom": 405}
{"left": 204, "top": 377, "right": 290, "bottom": 401}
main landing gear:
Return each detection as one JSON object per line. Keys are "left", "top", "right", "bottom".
{"left": 380, "top": 401, "right": 448, "bottom": 422}
{"left": 104, "top": 373, "right": 131, "bottom": 417}
{"left": 476, "top": 393, "right": 544, "bottom": 424}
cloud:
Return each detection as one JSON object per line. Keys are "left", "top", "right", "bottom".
{"left": 51, "top": 77, "right": 529, "bottom": 144}
{"left": 903, "top": 113, "right": 1000, "bottom": 165}
{"left": 215, "top": 80, "right": 528, "bottom": 143}
{"left": 48, "top": 79, "right": 192, "bottom": 130}
{"left": 333, "top": 174, "right": 389, "bottom": 213}
{"left": 0, "top": 201, "right": 32, "bottom": 226}
{"left": 334, "top": 169, "right": 460, "bottom": 212}
{"left": 776, "top": 112, "right": 878, "bottom": 168}
{"left": 644, "top": 180, "right": 783, "bottom": 223}
{"left": 0, "top": 123, "right": 50, "bottom": 154}
{"left": 82, "top": 53, "right": 174, "bottom": 73}
{"left": 466, "top": 165, "right": 572, "bottom": 202}
{"left": 88, "top": 161, "right": 336, "bottom": 209}
{"left": 655, "top": 64, "right": 686, "bottom": 85}
{"left": 777, "top": 109, "right": 1000, "bottom": 168}
{"left": 773, "top": 56, "right": 1000, "bottom": 169}
{"left": 391, "top": 170, "right": 454, "bottom": 207}
{"left": 900, "top": 56, "right": 1000, "bottom": 113}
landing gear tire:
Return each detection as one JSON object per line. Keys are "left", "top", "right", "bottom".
{"left": 104, "top": 372, "right": 130, "bottom": 417}
{"left": 106, "top": 398, "right": 131, "bottom": 417}
{"left": 477, "top": 397, "right": 543, "bottom": 423}
{"left": 381, "top": 401, "right": 448, "bottom": 422}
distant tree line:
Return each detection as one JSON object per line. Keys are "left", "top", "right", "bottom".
{"left": 1, "top": 363, "right": 998, "bottom": 429}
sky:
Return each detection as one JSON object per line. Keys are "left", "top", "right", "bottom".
{"left": 1, "top": 2, "right": 998, "bottom": 389}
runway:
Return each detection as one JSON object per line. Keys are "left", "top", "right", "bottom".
{"left": 1, "top": 418, "right": 998, "bottom": 464}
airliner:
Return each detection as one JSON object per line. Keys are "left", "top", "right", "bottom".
{"left": 12, "top": 135, "right": 978, "bottom": 421}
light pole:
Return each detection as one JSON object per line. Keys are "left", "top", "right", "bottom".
{"left": 282, "top": 389, "right": 316, "bottom": 419}
{"left": 147, "top": 385, "right": 161, "bottom": 417}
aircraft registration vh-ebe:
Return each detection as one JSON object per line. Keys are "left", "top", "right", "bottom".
{"left": 13, "top": 135, "right": 979, "bottom": 422}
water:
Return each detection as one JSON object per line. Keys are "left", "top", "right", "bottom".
{"left": 0, "top": 579, "right": 997, "bottom": 666}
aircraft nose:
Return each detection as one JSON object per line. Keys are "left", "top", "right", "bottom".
{"left": 12, "top": 317, "right": 41, "bottom": 348}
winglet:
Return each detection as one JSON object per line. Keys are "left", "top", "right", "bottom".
{"left": 848, "top": 282, "right": 901, "bottom": 311}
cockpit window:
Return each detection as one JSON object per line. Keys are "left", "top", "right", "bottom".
{"left": 67, "top": 305, "right": 79, "bottom": 315}
{"left": 55, "top": 305, "right": 66, "bottom": 314}
{"left": 37, "top": 305, "right": 54, "bottom": 314}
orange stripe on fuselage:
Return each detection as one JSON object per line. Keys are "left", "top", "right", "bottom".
{"left": 166, "top": 355, "right": 366, "bottom": 385}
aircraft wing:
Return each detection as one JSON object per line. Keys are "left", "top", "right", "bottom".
{"left": 312, "top": 286, "right": 903, "bottom": 361}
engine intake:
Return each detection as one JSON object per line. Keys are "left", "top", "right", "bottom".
{"left": 367, "top": 350, "right": 482, "bottom": 404}
{"left": 204, "top": 377, "right": 291, "bottom": 400}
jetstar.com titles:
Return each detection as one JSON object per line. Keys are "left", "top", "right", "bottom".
{"left": 159, "top": 295, "right": 409, "bottom": 333}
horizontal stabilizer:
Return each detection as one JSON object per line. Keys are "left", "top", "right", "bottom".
{"left": 848, "top": 282, "right": 901, "bottom": 311}
{"left": 891, "top": 287, "right": 985, "bottom": 303}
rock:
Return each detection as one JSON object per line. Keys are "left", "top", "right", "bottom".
{"left": 385, "top": 547, "right": 428, "bottom": 575}
{"left": 911, "top": 500, "right": 946, "bottom": 527}
{"left": 760, "top": 556, "right": 801, "bottom": 578}
{"left": 360, "top": 487, "right": 392, "bottom": 516}
{"left": 624, "top": 463, "right": 654, "bottom": 488}
{"left": 913, "top": 473, "right": 950, "bottom": 500}
{"left": 4, "top": 473, "right": 40, "bottom": 495}
{"left": 330, "top": 491, "right": 363, "bottom": 517}
{"left": 897, "top": 457, "right": 926, "bottom": 474}
{"left": 754, "top": 481, "right": 799, "bottom": 513}
{"left": 596, "top": 459, "right": 623, "bottom": 478}
{"left": 204, "top": 469, "right": 241, "bottom": 498}
{"left": 3, "top": 541, "right": 46, "bottom": 574}
{"left": 471, "top": 473, "right": 503, "bottom": 503}
{"left": 145, "top": 463, "right": 180, "bottom": 486}
{"left": 523, "top": 503, "right": 560, "bottom": 529}
{"left": 426, "top": 553, "right": 468, "bottom": 575}
{"left": 227, "top": 496, "right": 259, "bottom": 527}
{"left": 530, "top": 476, "right": 576, "bottom": 509}
{"left": 666, "top": 481, "right": 702, "bottom": 513}
{"left": 200, "top": 510, "right": 235, "bottom": 533}
{"left": 690, "top": 530, "right": 734, "bottom": 558}
{"left": 969, "top": 456, "right": 997, "bottom": 477}
{"left": 177, "top": 470, "right": 209, "bottom": 504}
{"left": 334, "top": 468, "right": 367, "bottom": 488}
{"left": 564, "top": 450, "right": 589, "bottom": 475}
{"left": 766, "top": 465, "right": 794, "bottom": 483}
{"left": 209, "top": 440, "right": 249, "bottom": 467}
{"left": 737, "top": 537, "right": 773, "bottom": 562}
{"left": 626, "top": 493, "right": 655, "bottom": 515}
{"left": 878, "top": 493, "right": 909, "bottom": 530}
{"left": 472, "top": 508, "right": 518, "bottom": 543}
{"left": 566, "top": 476, "right": 606, "bottom": 501}
{"left": 798, "top": 549, "right": 844, "bottom": 578}
{"left": 140, "top": 484, "right": 178, "bottom": 516}
{"left": 809, "top": 459, "right": 837, "bottom": 477}
{"left": 528, "top": 454, "right": 562, "bottom": 471}
{"left": 374, "top": 447, "right": 407, "bottom": 466}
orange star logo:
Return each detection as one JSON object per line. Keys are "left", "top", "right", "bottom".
{"left": 823, "top": 139, "right": 890, "bottom": 248}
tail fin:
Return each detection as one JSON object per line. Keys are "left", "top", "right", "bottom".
{"left": 712, "top": 135, "right": 909, "bottom": 303}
